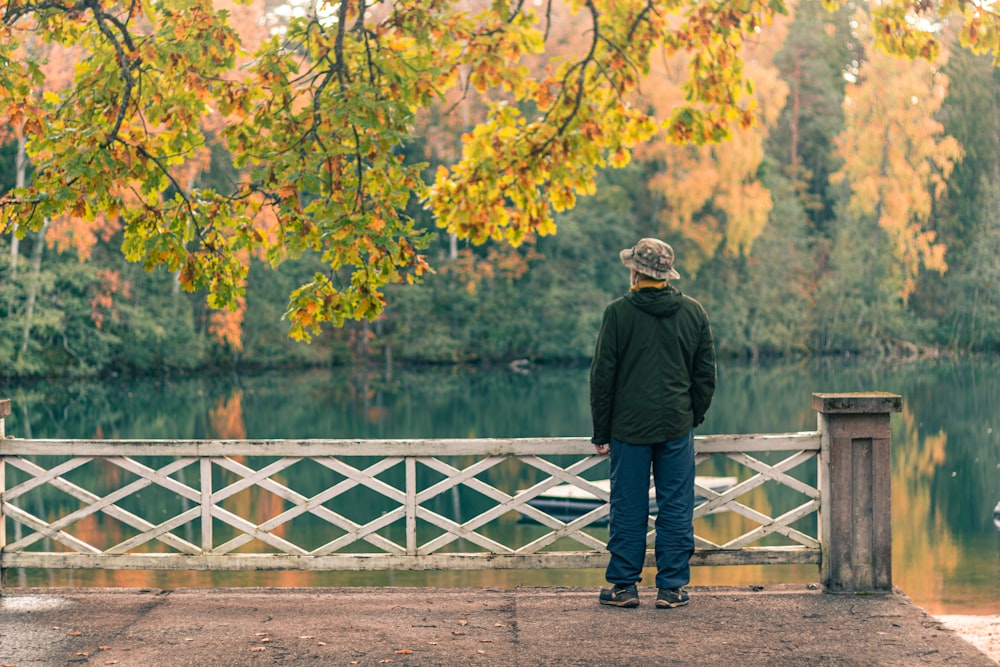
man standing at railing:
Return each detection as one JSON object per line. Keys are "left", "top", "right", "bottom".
{"left": 590, "top": 237, "right": 716, "bottom": 609}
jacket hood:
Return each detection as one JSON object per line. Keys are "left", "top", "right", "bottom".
{"left": 625, "top": 285, "right": 683, "bottom": 317}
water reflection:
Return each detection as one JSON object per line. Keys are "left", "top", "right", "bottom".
{"left": 1, "top": 358, "right": 998, "bottom": 615}
{"left": 210, "top": 390, "right": 246, "bottom": 440}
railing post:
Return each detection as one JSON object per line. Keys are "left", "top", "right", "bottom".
{"left": 813, "top": 392, "right": 902, "bottom": 593}
{"left": 1, "top": 398, "right": 10, "bottom": 592}
{"left": 201, "top": 458, "right": 213, "bottom": 554}
{"left": 405, "top": 457, "right": 417, "bottom": 555}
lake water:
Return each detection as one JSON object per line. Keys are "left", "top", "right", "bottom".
{"left": 2, "top": 357, "right": 998, "bottom": 615}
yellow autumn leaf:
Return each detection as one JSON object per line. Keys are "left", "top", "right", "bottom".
{"left": 610, "top": 148, "right": 631, "bottom": 168}
{"left": 496, "top": 125, "right": 519, "bottom": 140}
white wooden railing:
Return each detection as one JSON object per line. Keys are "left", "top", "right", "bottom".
{"left": 0, "top": 394, "right": 901, "bottom": 591}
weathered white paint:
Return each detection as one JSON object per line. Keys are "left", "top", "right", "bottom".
{"left": 0, "top": 433, "right": 820, "bottom": 457}
{"left": 0, "top": 547, "right": 821, "bottom": 572}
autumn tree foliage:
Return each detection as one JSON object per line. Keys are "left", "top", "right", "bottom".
{"left": 637, "top": 8, "right": 791, "bottom": 273}
{"left": 830, "top": 9, "right": 963, "bottom": 303}
{"left": 0, "top": 0, "right": 788, "bottom": 343}
{"left": 2, "top": 0, "right": 999, "bottom": 345}
{"left": 847, "top": 0, "right": 1000, "bottom": 66}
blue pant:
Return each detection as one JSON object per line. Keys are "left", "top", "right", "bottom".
{"left": 605, "top": 431, "right": 695, "bottom": 590}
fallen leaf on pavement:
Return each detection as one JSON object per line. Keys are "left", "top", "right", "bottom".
{"left": 99, "top": 646, "right": 111, "bottom": 651}
{"left": 68, "top": 631, "right": 82, "bottom": 636}
{"left": 394, "top": 649, "right": 413, "bottom": 655}
{"left": 298, "top": 635, "right": 316, "bottom": 639}
{"left": 250, "top": 647, "right": 266, "bottom": 653}
{"left": 318, "top": 641, "right": 327, "bottom": 646}
{"left": 457, "top": 620, "right": 468, "bottom": 626}
{"left": 76, "top": 652, "right": 88, "bottom": 657}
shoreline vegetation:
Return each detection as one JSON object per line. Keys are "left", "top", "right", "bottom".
{"left": 0, "top": 345, "right": 976, "bottom": 383}
{"left": 0, "top": 335, "right": 989, "bottom": 383}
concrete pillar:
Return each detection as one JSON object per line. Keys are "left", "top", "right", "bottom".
{"left": 813, "top": 392, "right": 902, "bottom": 593}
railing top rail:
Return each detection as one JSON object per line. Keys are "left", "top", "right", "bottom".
{"left": 0, "top": 432, "right": 820, "bottom": 456}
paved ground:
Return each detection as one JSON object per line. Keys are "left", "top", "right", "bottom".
{"left": 1, "top": 585, "right": 996, "bottom": 666}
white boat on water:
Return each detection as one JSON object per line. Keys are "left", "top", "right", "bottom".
{"left": 521, "top": 476, "right": 736, "bottom": 523}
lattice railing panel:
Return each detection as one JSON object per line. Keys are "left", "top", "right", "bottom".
{"left": 1, "top": 434, "right": 822, "bottom": 572}
{"left": 688, "top": 450, "right": 820, "bottom": 551}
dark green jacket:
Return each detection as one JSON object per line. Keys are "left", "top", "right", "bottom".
{"left": 590, "top": 285, "right": 716, "bottom": 445}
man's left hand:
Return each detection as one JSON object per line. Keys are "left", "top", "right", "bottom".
{"left": 594, "top": 443, "right": 610, "bottom": 455}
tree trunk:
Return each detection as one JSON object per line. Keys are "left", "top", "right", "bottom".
{"left": 19, "top": 219, "right": 50, "bottom": 360}
{"left": 10, "top": 133, "right": 27, "bottom": 278}
{"left": 790, "top": 55, "right": 800, "bottom": 177}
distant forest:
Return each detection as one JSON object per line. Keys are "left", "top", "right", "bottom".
{"left": 2, "top": 1, "right": 999, "bottom": 378}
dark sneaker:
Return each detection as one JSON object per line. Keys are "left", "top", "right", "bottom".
{"left": 599, "top": 583, "right": 639, "bottom": 607}
{"left": 656, "top": 587, "right": 690, "bottom": 608}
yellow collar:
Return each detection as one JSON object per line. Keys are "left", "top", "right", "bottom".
{"left": 630, "top": 279, "right": 667, "bottom": 291}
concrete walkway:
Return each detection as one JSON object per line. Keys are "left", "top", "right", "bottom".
{"left": 1, "top": 585, "right": 995, "bottom": 666}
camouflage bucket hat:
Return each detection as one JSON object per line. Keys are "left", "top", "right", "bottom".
{"left": 620, "top": 238, "right": 681, "bottom": 281}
